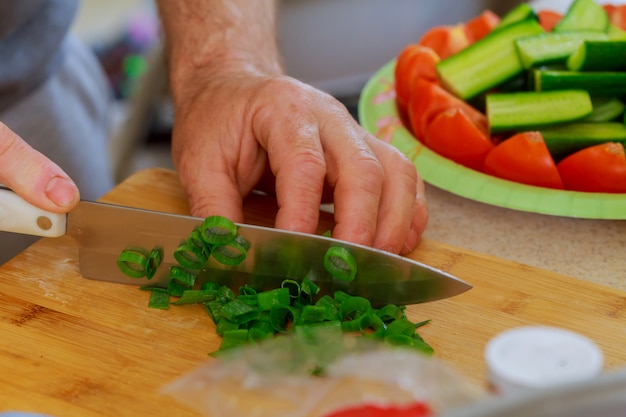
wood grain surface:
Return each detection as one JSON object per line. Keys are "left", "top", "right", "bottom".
{"left": 1, "top": 168, "right": 625, "bottom": 416}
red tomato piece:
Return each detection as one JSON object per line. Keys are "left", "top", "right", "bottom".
{"left": 464, "top": 10, "right": 501, "bottom": 43}
{"left": 483, "top": 131, "right": 565, "bottom": 189}
{"left": 418, "top": 24, "right": 470, "bottom": 59}
{"left": 537, "top": 9, "right": 563, "bottom": 32}
{"left": 608, "top": 5, "right": 626, "bottom": 30}
{"left": 394, "top": 44, "right": 440, "bottom": 114}
{"left": 323, "top": 402, "right": 433, "bottom": 417}
{"left": 424, "top": 107, "right": 495, "bottom": 171}
{"left": 557, "top": 142, "right": 626, "bottom": 193}
{"left": 603, "top": 3, "right": 616, "bottom": 17}
{"left": 407, "top": 79, "right": 488, "bottom": 140}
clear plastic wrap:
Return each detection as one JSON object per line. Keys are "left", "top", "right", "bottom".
{"left": 161, "top": 331, "right": 484, "bottom": 417}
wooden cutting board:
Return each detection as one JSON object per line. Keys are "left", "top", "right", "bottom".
{"left": 1, "top": 167, "right": 625, "bottom": 416}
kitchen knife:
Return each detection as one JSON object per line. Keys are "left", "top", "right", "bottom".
{"left": 0, "top": 187, "right": 471, "bottom": 306}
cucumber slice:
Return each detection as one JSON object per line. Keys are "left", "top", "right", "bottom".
{"left": 553, "top": 0, "right": 609, "bottom": 33}
{"left": 584, "top": 97, "right": 626, "bottom": 122}
{"left": 436, "top": 18, "right": 545, "bottom": 100}
{"left": 566, "top": 40, "right": 626, "bottom": 71}
{"left": 496, "top": 3, "right": 538, "bottom": 30}
{"left": 539, "top": 122, "right": 626, "bottom": 159}
{"left": 486, "top": 90, "right": 593, "bottom": 133}
{"left": 534, "top": 69, "right": 626, "bottom": 95}
{"left": 515, "top": 31, "right": 608, "bottom": 69}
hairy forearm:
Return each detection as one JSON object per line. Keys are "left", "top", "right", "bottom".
{"left": 154, "top": 0, "right": 283, "bottom": 103}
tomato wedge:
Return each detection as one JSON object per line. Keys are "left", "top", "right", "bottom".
{"left": 557, "top": 142, "right": 626, "bottom": 193}
{"left": 323, "top": 402, "right": 432, "bottom": 417}
{"left": 424, "top": 107, "right": 495, "bottom": 171}
{"left": 418, "top": 24, "right": 469, "bottom": 59}
{"left": 394, "top": 44, "right": 440, "bottom": 114}
{"left": 407, "top": 78, "right": 488, "bottom": 140}
{"left": 483, "top": 131, "right": 565, "bottom": 189}
{"left": 464, "top": 10, "right": 500, "bottom": 43}
{"left": 537, "top": 10, "right": 562, "bottom": 32}
{"left": 605, "top": 4, "right": 626, "bottom": 30}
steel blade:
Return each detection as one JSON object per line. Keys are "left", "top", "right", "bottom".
{"left": 67, "top": 201, "right": 471, "bottom": 306}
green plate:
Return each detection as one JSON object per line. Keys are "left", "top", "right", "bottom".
{"left": 358, "top": 59, "right": 626, "bottom": 219}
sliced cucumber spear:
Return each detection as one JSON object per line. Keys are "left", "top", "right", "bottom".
{"left": 486, "top": 90, "right": 593, "bottom": 133}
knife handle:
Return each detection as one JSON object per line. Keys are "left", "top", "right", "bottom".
{"left": 0, "top": 188, "right": 66, "bottom": 237}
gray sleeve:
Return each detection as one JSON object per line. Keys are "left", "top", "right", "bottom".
{"left": 0, "top": 0, "right": 79, "bottom": 112}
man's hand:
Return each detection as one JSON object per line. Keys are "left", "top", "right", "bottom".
{"left": 0, "top": 122, "right": 79, "bottom": 213}
{"left": 156, "top": 0, "right": 428, "bottom": 255}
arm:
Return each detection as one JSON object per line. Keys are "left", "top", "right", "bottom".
{"left": 0, "top": 122, "right": 79, "bottom": 212}
{"left": 154, "top": 0, "right": 428, "bottom": 254}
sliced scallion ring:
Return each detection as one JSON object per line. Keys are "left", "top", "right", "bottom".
{"left": 174, "top": 241, "right": 207, "bottom": 270}
{"left": 117, "top": 247, "right": 149, "bottom": 278}
{"left": 146, "top": 246, "right": 164, "bottom": 279}
{"left": 200, "top": 215, "right": 237, "bottom": 246}
{"left": 324, "top": 246, "right": 357, "bottom": 282}
{"left": 211, "top": 234, "right": 249, "bottom": 266}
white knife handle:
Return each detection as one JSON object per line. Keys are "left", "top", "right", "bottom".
{"left": 0, "top": 188, "right": 67, "bottom": 237}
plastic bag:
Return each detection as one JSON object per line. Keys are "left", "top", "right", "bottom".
{"left": 161, "top": 330, "right": 484, "bottom": 417}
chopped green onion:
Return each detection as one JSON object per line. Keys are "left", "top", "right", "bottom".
{"left": 146, "top": 246, "right": 163, "bottom": 279}
{"left": 216, "top": 317, "right": 241, "bottom": 336}
{"left": 216, "top": 286, "right": 236, "bottom": 303}
{"left": 211, "top": 234, "right": 248, "bottom": 266}
{"left": 200, "top": 215, "right": 237, "bottom": 245}
{"left": 269, "top": 304, "right": 299, "bottom": 333}
{"left": 148, "top": 288, "right": 170, "bottom": 309}
{"left": 124, "top": 214, "right": 434, "bottom": 357}
{"left": 218, "top": 329, "right": 249, "bottom": 351}
{"left": 170, "top": 289, "right": 217, "bottom": 305}
{"left": 221, "top": 299, "right": 259, "bottom": 324}
{"left": 174, "top": 241, "right": 207, "bottom": 270}
{"left": 377, "top": 304, "right": 406, "bottom": 323}
{"left": 296, "top": 305, "right": 327, "bottom": 325}
{"left": 167, "top": 278, "right": 189, "bottom": 297}
{"left": 386, "top": 318, "right": 418, "bottom": 337}
{"left": 239, "top": 286, "right": 257, "bottom": 296}
{"left": 281, "top": 279, "right": 301, "bottom": 299}
{"left": 324, "top": 246, "right": 357, "bottom": 282}
{"left": 169, "top": 266, "right": 197, "bottom": 287}
{"left": 257, "top": 287, "right": 291, "bottom": 311}
{"left": 117, "top": 247, "right": 148, "bottom": 278}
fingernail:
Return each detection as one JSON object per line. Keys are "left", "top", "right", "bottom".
{"left": 45, "top": 176, "right": 79, "bottom": 208}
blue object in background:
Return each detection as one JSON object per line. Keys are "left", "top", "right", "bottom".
{"left": 0, "top": 413, "right": 56, "bottom": 417}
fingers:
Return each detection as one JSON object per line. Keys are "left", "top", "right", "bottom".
{"left": 0, "top": 122, "right": 79, "bottom": 213}
{"left": 366, "top": 136, "right": 427, "bottom": 254}
{"left": 261, "top": 115, "right": 327, "bottom": 234}
{"left": 257, "top": 83, "right": 428, "bottom": 254}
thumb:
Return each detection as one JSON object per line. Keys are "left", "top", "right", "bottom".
{"left": 0, "top": 122, "right": 79, "bottom": 213}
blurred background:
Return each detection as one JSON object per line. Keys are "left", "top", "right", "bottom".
{"left": 70, "top": 0, "right": 524, "bottom": 183}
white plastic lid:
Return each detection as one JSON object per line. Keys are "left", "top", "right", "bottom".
{"left": 485, "top": 326, "right": 604, "bottom": 395}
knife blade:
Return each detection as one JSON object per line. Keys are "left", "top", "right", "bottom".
{"left": 0, "top": 187, "right": 471, "bottom": 306}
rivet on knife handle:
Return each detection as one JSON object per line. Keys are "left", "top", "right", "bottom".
{"left": 0, "top": 188, "right": 66, "bottom": 237}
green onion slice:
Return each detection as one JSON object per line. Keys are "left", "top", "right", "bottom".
{"left": 324, "top": 246, "right": 357, "bottom": 282}
{"left": 174, "top": 241, "right": 207, "bottom": 271}
{"left": 211, "top": 234, "right": 248, "bottom": 266}
{"left": 257, "top": 287, "right": 291, "bottom": 311}
{"left": 169, "top": 266, "right": 197, "bottom": 287}
{"left": 117, "top": 247, "right": 149, "bottom": 278}
{"left": 148, "top": 288, "right": 170, "bottom": 309}
{"left": 171, "top": 289, "right": 217, "bottom": 305}
{"left": 145, "top": 246, "right": 164, "bottom": 279}
{"left": 200, "top": 215, "right": 237, "bottom": 246}
{"left": 221, "top": 299, "right": 259, "bottom": 324}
